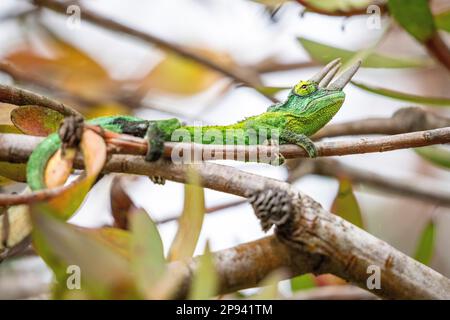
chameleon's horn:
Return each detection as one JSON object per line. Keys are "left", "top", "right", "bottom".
{"left": 318, "top": 63, "right": 341, "bottom": 88}
{"left": 327, "top": 60, "right": 362, "bottom": 90}
{"left": 309, "top": 58, "right": 341, "bottom": 84}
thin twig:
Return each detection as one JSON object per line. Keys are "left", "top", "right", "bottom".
{"left": 288, "top": 158, "right": 450, "bottom": 207}
{"left": 0, "top": 84, "right": 80, "bottom": 117}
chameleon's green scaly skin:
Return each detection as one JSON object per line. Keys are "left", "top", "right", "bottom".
{"left": 27, "top": 60, "right": 359, "bottom": 191}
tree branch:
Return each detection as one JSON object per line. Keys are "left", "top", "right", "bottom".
{"left": 312, "top": 107, "right": 450, "bottom": 140}
{"left": 288, "top": 158, "right": 450, "bottom": 207}
{"left": 1, "top": 141, "right": 450, "bottom": 298}
{"left": 0, "top": 84, "right": 80, "bottom": 117}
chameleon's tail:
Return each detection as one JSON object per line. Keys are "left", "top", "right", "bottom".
{"left": 26, "top": 133, "right": 61, "bottom": 190}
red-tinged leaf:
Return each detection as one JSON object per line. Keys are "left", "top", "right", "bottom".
{"left": 11, "top": 106, "right": 64, "bottom": 136}
{"left": 168, "top": 167, "right": 205, "bottom": 262}
{"left": 331, "top": 178, "right": 364, "bottom": 229}
{"left": 315, "top": 274, "right": 347, "bottom": 286}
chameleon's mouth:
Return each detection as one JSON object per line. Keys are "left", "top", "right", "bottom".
{"left": 309, "top": 58, "right": 361, "bottom": 91}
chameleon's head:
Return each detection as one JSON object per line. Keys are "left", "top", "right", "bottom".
{"left": 285, "top": 59, "right": 361, "bottom": 132}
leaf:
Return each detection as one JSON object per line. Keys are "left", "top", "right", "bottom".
{"left": 168, "top": 167, "right": 205, "bottom": 261}
{"left": 31, "top": 206, "right": 135, "bottom": 299}
{"left": 291, "top": 274, "right": 317, "bottom": 292}
{"left": 45, "top": 129, "right": 107, "bottom": 220}
{"left": 351, "top": 81, "right": 450, "bottom": 106}
{"left": 413, "top": 220, "right": 435, "bottom": 265}
{"left": 388, "top": 0, "right": 436, "bottom": 42}
{"left": 130, "top": 209, "right": 166, "bottom": 298}
{"left": 110, "top": 176, "right": 137, "bottom": 230}
{"left": 11, "top": 106, "right": 64, "bottom": 136}
{"left": 252, "top": 270, "right": 284, "bottom": 300}
{"left": 257, "top": 86, "right": 290, "bottom": 96}
{"left": 315, "top": 274, "right": 347, "bottom": 286}
{"left": 435, "top": 10, "right": 450, "bottom": 33}
{"left": 0, "top": 125, "right": 21, "bottom": 134}
{"left": 85, "top": 103, "right": 130, "bottom": 119}
{"left": 188, "top": 243, "right": 218, "bottom": 300}
{"left": 298, "top": 37, "right": 431, "bottom": 68}
{"left": 44, "top": 148, "right": 76, "bottom": 188}
{"left": 137, "top": 49, "right": 232, "bottom": 96}
{"left": 0, "top": 162, "right": 27, "bottom": 183}
{"left": 415, "top": 146, "right": 450, "bottom": 170}
{"left": 331, "top": 178, "right": 364, "bottom": 229}
{"left": 251, "top": 0, "right": 291, "bottom": 9}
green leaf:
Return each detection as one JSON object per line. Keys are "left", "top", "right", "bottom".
{"left": 298, "top": 37, "right": 431, "bottom": 68}
{"left": 331, "top": 178, "right": 364, "bottom": 229}
{"left": 130, "top": 209, "right": 166, "bottom": 297}
{"left": 188, "top": 243, "right": 218, "bottom": 300}
{"left": 413, "top": 220, "right": 435, "bottom": 265}
{"left": 351, "top": 80, "right": 450, "bottom": 106}
{"left": 168, "top": 167, "right": 205, "bottom": 261}
{"left": 415, "top": 146, "right": 450, "bottom": 169}
{"left": 11, "top": 106, "right": 64, "bottom": 136}
{"left": 388, "top": 0, "right": 436, "bottom": 42}
{"left": 435, "top": 10, "right": 450, "bottom": 33}
{"left": 291, "top": 274, "right": 316, "bottom": 292}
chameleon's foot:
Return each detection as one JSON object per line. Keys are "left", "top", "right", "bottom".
{"left": 247, "top": 189, "right": 293, "bottom": 232}
{"left": 149, "top": 175, "right": 166, "bottom": 185}
{"left": 281, "top": 131, "right": 317, "bottom": 158}
{"left": 145, "top": 123, "right": 165, "bottom": 162}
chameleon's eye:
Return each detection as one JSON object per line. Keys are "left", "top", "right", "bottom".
{"left": 294, "top": 80, "right": 317, "bottom": 96}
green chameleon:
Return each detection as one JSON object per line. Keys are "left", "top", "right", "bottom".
{"left": 26, "top": 58, "right": 360, "bottom": 190}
